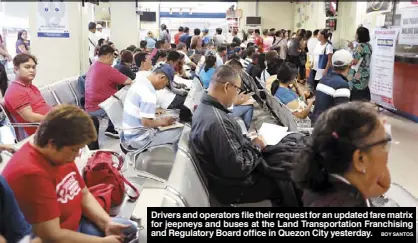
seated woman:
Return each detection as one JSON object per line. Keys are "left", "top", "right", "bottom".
{"left": 113, "top": 50, "right": 136, "bottom": 82}
{"left": 264, "top": 57, "right": 284, "bottom": 92}
{"left": 199, "top": 54, "right": 217, "bottom": 89}
{"left": 292, "top": 102, "right": 391, "bottom": 207}
{"left": 271, "top": 62, "right": 314, "bottom": 127}
{"left": 2, "top": 105, "right": 137, "bottom": 243}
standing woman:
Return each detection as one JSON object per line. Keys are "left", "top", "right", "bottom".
{"left": 347, "top": 27, "right": 372, "bottom": 101}
{"left": 309, "top": 29, "right": 333, "bottom": 91}
{"left": 16, "top": 30, "right": 30, "bottom": 54}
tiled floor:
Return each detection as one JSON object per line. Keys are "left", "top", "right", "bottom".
{"left": 99, "top": 109, "right": 418, "bottom": 198}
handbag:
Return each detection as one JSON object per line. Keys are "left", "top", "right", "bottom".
{"left": 83, "top": 151, "right": 140, "bottom": 207}
{"left": 89, "top": 183, "right": 114, "bottom": 213}
{"left": 318, "top": 42, "right": 330, "bottom": 69}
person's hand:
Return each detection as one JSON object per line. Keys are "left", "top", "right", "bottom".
{"left": 155, "top": 108, "right": 166, "bottom": 115}
{"left": 322, "top": 70, "right": 328, "bottom": 76}
{"left": 348, "top": 41, "right": 354, "bottom": 50}
{"left": 307, "top": 97, "right": 315, "bottom": 106}
{"left": 103, "top": 235, "right": 123, "bottom": 243}
{"left": 105, "top": 221, "right": 131, "bottom": 239}
{"left": 0, "top": 145, "right": 16, "bottom": 153}
{"left": 5, "top": 54, "right": 12, "bottom": 62}
{"left": 162, "top": 116, "right": 177, "bottom": 127}
{"left": 0, "top": 235, "right": 6, "bottom": 243}
{"left": 252, "top": 136, "right": 266, "bottom": 150}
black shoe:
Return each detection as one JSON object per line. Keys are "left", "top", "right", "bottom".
{"left": 105, "top": 129, "right": 120, "bottom": 139}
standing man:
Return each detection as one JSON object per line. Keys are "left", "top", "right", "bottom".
{"left": 88, "top": 22, "right": 98, "bottom": 65}
{"left": 174, "top": 26, "right": 184, "bottom": 45}
{"left": 159, "top": 24, "right": 171, "bottom": 47}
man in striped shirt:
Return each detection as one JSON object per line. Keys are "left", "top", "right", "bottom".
{"left": 311, "top": 50, "right": 353, "bottom": 124}
{"left": 122, "top": 64, "right": 182, "bottom": 151}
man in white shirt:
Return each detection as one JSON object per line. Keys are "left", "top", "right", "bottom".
{"left": 213, "top": 28, "right": 226, "bottom": 47}
{"left": 216, "top": 45, "right": 227, "bottom": 67}
{"left": 88, "top": 22, "right": 99, "bottom": 65}
{"left": 307, "top": 29, "right": 319, "bottom": 68}
{"left": 95, "top": 24, "right": 108, "bottom": 41}
{"left": 176, "top": 43, "right": 196, "bottom": 69}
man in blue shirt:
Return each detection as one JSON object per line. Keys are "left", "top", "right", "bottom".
{"left": 311, "top": 49, "right": 353, "bottom": 124}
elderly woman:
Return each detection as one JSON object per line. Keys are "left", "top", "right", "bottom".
{"left": 292, "top": 102, "right": 391, "bottom": 207}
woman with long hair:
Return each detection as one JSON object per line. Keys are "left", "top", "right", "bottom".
{"left": 16, "top": 30, "right": 30, "bottom": 54}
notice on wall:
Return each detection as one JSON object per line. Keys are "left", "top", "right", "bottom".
{"left": 399, "top": 8, "right": 418, "bottom": 45}
{"left": 36, "top": 1, "right": 69, "bottom": 38}
{"left": 369, "top": 28, "right": 399, "bottom": 110}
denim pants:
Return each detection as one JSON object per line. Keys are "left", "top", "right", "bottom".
{"left": 78, "top": 217, "right": 137, "bottom": 241}
{"left": 88, "top": 108, "right": 115, "bottom": 131}
{"left": 232, "top": 105, "right": 254, "bottom": 130}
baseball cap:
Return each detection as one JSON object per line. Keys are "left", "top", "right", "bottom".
{"left": 156, "top": 63, "right": 175, "bottom": 83}
{"left": 332, "top": 49, "right": 353, "bottom": 67}
{"left": 96, "top": 24, "right": 103, "bottom": 29}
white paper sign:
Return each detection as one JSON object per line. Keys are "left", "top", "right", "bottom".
{"left": 37, "top": 1, "right": 69, "bottom": 38}
{"left": 369, "top": 28, "right": 399, "bottom": 110}
{"left": 399, "top": 8, "right": 418, "bottom": 45}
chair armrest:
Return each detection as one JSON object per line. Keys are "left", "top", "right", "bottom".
{"left": 8, "top": 123, "right": 40, "bottom": 128}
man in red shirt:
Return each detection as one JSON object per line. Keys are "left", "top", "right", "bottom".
{"left": 4, "top": 53, "right": 50, "bottom": 137}
{"left": 85, "top": 45, "right": 132, "bottom": 138}
{"left": 2, "top": 105, "right": 137, "bottom": 243}
{"left": 174, "top": 26, "right": 184, "bottom": 45}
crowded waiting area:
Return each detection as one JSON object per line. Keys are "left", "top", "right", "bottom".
{"left": 0, "top": 1, "right": 417, "bottom": 242}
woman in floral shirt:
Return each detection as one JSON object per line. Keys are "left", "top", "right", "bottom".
{"left": 347, "top": 27, "right": 372, "bottom": 101}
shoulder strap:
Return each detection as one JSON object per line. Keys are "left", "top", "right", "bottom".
{"left": 88, "top": 38, "right": 96, "bottom": 47}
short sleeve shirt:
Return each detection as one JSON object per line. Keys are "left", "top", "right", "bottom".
{"left": 85, "top": 61, "right": 127, "bottom": 112}
{"left": 4, "top": 81, "right": 51, "bottom": 135}
{"left": 2, "top": 143, "right": 85, "bottom": 231}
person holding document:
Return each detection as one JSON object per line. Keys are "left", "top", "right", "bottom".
{"left": 190, "top": 65, "right": 302, "bottom": 207}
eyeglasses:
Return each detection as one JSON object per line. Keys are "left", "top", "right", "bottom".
{"left": 227, "top": 82, "right": 245, "bottom": 95}
{"left": 357, "top": 133, "right": 392, "bottom": 152}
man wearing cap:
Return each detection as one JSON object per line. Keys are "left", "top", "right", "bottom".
{"left": 122, "top": 64, "right": 183, "bottom": 152}
{"left": 311, "top": 49, "right": 353, "bottom": 124}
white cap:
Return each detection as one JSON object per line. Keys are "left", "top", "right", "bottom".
{"left": 96, "top": 24, "right": 103, "bottom": 29}
{"left": 332, "top": 49, "right": 353, "bottom": 67}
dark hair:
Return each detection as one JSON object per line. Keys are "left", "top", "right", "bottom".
{"left": 17, "top": 30, "right": 26, "bottom": 41}
{"left": 178, "top": 26, "right": 184, "bottom": 32}
{"left": 254, "top": 29, "right": 260, "bottom": 35}
{"left": 184, "top": 27, "right": 190, "bottom": 33}
{"left": 126, "top": 45, "right": 136, "bottom": 52}
{"left": 263, "top": 29, "right": 269, "bottom": 35}
{"left": 98, "top": 38, "right": 105, "bottom": 46}
{"left": 120, "top": 50, "right": 133, "bottom": 64}
{"left": 194, "top": 28, "right": 201, "bottom": 36}
{"left": 217, "top": 44, "right": 227, "bottom": 53}
{"left": 356, "top": 26, "right": 370, "bottom": 43}
{"left": 225, "top": 58, "right": 243, "bottom": 73}
{"left": 211, "top": 65, "right": 239, "bottom": 85}
{"left": 269, "top": 28, "right": 276, "bottom": 32}
{"left": 133, "top": 47, "right": 143, "bottom": 54}
{"left": 161, "top": 24, "right": 167, "bottom": 30}
{"left": 0, "top": 63, "right": 8, "bottom": 96}
{"left": 166, "top": 50, "right": 182, "bottom": 62}
{"left": 305, "top": 30, "right": 312, "bottom": 40}
{"left": 140, "top": 40, "right": 147, "bottom": 49}
{"left": 265, "top": 50, "right": 279, "bottom": 64}
{"left": 98, "top": 45, "right": 115, "bottom": 56}
{"left": 13, "top": 53, "right": 37, "bottom": 67}
{"left": 313, "top": 29, "right": 320, "bottom": 36}
{"left": 271, "top": 62, "right": 297, "bottom": 95}
{"left": 155, "top": 40, "right": 165, "bottom": 49}
{"left": 88, "top": 22, "right": 96, "bottom": 30}
{"left": 155, "top": 50, "right": 167, "bottom": 59}
{"left": 204, "top": 55, "right": 217, "bottom": 72}
{"left": 319, "top": 29, "right": 330, "bottom": 40}
{"left": 245, "top": 46, "right": 256, "bottom": 58}
{"left": 134, "top": 52, "right": 148, "bottom": 67}
{"left": 274, "top": 30, "right": 281, "bottom": 37}
{"left": 176, "top": 43, "right": 186, "bottom": 50}
{"left": 228, "top": 53, "right": 241, "bottom": 62}
{"left": 216, "top": 28, "right": 222, "bottom": 35}
{"left": 267, "top": 57, "right": 284, "bottom": 75}
{"left": 292, "top": 102, "right": 380, "bottom": 192}
{"left": 34, "top": 105, "right": 97, "bottom": 149}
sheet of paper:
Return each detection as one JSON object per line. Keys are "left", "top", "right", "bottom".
{"left": 184, "top": 79, "right": 204, "bottom": 113}
{"left": 174, "top": 76, "right": 192, "bottom": 89}
{"left": 258, "top": 123, "right": 289, "bottom": 146}
{"left": 158, "top": 122, "right": 184, "bottom": 131}
{"left": 351, "top": 57, "right": 363, "bottom": 72}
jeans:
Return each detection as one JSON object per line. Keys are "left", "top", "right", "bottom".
{"left": 232, "top": 105, "right": 254, "bottom": 130}
{"left": 78, "top": 217, "right": 137, "bottom": 241}
{"left": 0, "top": 176, "right": 33, "bottom": 243}
{"left": 88, "top": 108, "right": 115, "bottom": 131}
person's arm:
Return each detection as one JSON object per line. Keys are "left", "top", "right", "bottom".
{"left": 81, "top": 187, "right": 111, "bottom": 232}
{"left": 351, "top": 44, "right": 363, "bottom": 65}
{"left": 233, "top": 94, "right": 251, "bottom": 105}
{"left": 323, "top": 45, "right": 333, "bottom": 75}
{"left": 109, "top": 66, "right": 132, "bottom": 86}
{"left": 17, "top": 106, "right": 45, "bottom": 123}
{"left": 210, "top": 120, "right": 262, "bottom": 178}
{"left": 0, "top": 43, "right": 11, "bottom": 61}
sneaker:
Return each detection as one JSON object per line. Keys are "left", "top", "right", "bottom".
{"left": 105, "top": 129, "right": 120, "bottom": 139}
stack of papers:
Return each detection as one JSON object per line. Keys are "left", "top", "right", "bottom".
{"left": 258, "top": 123, "right": 290, "bottom": 146}
{"left": 158, "top": 122, "right": 184, "bottom": 131}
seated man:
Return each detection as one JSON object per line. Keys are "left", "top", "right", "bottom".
{"left": 190, "top": 65, "right": 282, "bottom": 205}
{"left": 2, "top": 105, "right": 137, "bottom": 243}
{"left": 134, "top": 51, "right": 153, "bottom": 79}
{"left": 4, "top": 54, "right": 50, "bottom": 136}
{"left": 122, "top": 64, "right": 183, "bottom": 152}
{"left": 311, "top": 49, "right": 352, "bottom": 124}
{"left": 4, "top": 53, "right": 100, "bottom": 149}
{"left": 85, "top": 44, "right": 132, "bottom": 139}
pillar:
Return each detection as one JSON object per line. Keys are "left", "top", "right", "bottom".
{"left": 110, "top": 2, "right": 140, "bottom": 50}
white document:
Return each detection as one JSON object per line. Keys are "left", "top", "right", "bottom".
{"left": 184, "top": 78, "right": 204, "bottom": 113}
{"left": 174, "top": 76, "right": 192, "bottom": 89}
{"left": 351, "top": 57, "right": 363, "bottom": 72}
{"left": 258, "top": 123, "right": 289, "bottom": 146}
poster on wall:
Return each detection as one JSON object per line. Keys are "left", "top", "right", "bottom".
{"left": 36, "top": 1, "right": 69, "bottom": 38}
{"left": 366, "top": 1, "right": 392, "bottom": 14}
{"left": 369, "top": 28, "right": 399, "bottom": 110}
{"left": 398, "top": 8, "right": 418, "bottom": 45}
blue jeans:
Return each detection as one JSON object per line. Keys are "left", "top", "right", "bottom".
{"left": 232, "top": 105, "right": 254, "bottom": 130}
{"left": 88, "top": 108, "right": 115, "bottom": 131}
{"left": 78, "top": 217, "right": 137, "bottom": 240}
{"left": 0, "top": 176, "right": 33, "bottom": 243}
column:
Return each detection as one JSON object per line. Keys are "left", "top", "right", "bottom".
{"left": 28, "top": 2, "right": 85, "bottom": 86}
{"left": 110, "top": 2, "right": 140, "bottom": 50}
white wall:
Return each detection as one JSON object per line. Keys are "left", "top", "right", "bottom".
{"left": 110, "top": 2, "right": 140, "bottom": 49}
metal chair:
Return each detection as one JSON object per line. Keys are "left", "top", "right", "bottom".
{"left": 49, "top": 79, "right": 79, "bottom": 106}
{"left": 39, "top": 85, "right": 60, "bottom": 107}
{"left": 0, "top": 101, "right": 39, "bottom": 142}
{"left": 67, "top": 76, "right": 83, "bottom": 107}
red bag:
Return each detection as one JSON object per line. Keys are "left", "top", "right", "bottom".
{"left": 83, "top": 151, "right": 139, "bottom": 206}
{"left": 89, "top": 184, "right": 114, "bottom": 213}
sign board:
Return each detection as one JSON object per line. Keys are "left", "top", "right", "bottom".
{"left": 399, "top": 8, "right": 418, "bottom": 45}
{"left": 369, "top": 28, "right": 399, "bottom": 110}
{"left": 37, "top": 1, "right": 69, "bottom": 38}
